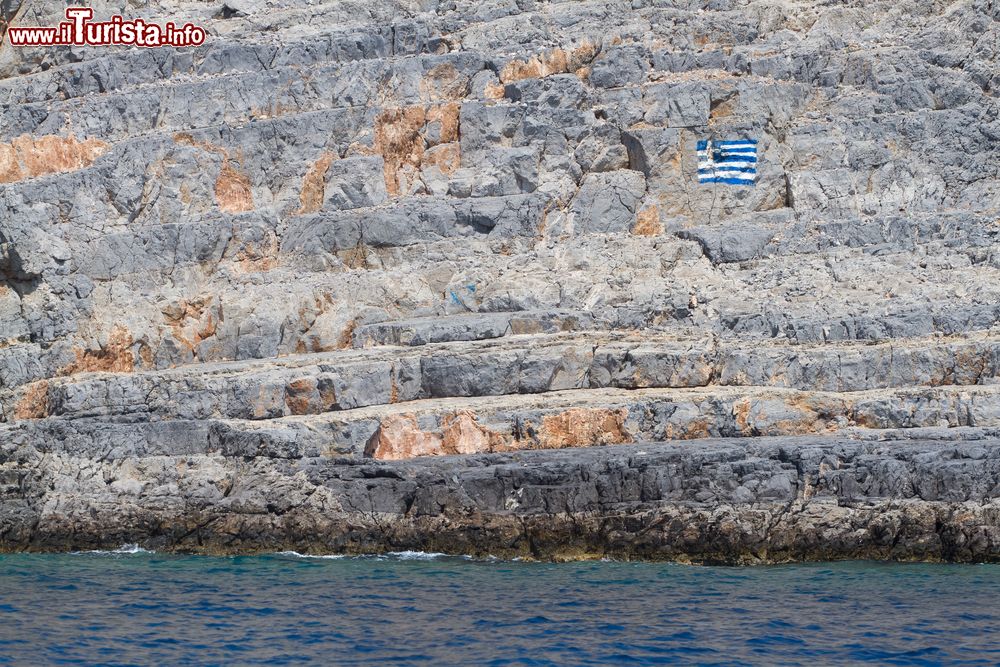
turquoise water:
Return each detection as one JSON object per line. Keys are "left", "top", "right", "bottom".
{"left": 1, "top": 552, "right": 999, "bottom": 665}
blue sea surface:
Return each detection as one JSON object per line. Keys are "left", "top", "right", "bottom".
{"left": 1, "top": 551, "right": 999, "bottom": 665}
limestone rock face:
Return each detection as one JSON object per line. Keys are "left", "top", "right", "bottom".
{"left": 1, "top": 0, "right": 999, "bottom": 560}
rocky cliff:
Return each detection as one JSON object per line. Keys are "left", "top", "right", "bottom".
{"left": 1, "top": 0, "right": 999, "bottom": 562}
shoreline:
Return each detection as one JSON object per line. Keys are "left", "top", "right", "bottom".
{"left": 5, "top": 437, "right": 1000, "bottom": 565}
{"left": 8, "top": 549, "right": 1000, "bottom": 568}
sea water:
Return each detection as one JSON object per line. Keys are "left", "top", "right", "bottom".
{"left": 1, "top": 551, "right": 998, "bottom": 665}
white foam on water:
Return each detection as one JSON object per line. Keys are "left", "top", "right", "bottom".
{"left": 272, "top": 550, "right": 503, "bottom": 562}
{"left": 275, "top": 551, "right": 347, "bottom": 560}
{"left": 386, "top": 551, "right": 449, "bottom": 560}
{"left": 71, "top": 544, "right": 154, "bottom": 555}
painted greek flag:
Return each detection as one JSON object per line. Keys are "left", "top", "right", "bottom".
{"left": 697, "top": 139, "right": 757, "bottom": 185}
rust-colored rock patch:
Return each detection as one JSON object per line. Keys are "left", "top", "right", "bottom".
{"left": 442, "top": 410, "right": 507, "bottom": 454}
{"left": 297, "top": 152, "right": 336, "bottom": 214}
{"left": 0, "top": 135, "right": 108, "bottom": 184}
{"left": 162, "top": 296, "right": 221, "bottom": 354}
{"left": 374, "top": 103, "right": 462, "bottom": 196}
{"left": 665, "top": 417, "right": 713, "bottom": 440}
{"left": 367, "top": 407, "right": 633, "bottom": 460}
{"left": 420, "top": 63, "right": 469, "bottom": 101}
{"left": 632, "top": 205, "right": 662, "bottom": 236}
{"left": 732, "top": 397, "right": 825, "bottom": 437}
{"left": 173, "top": 133, "right": 254, "bottom": 213}
{"left": 423, "top": 143, "right": 461, "bottom": 175}
{"left": 484, "top": 82, "right": 506, "bottom": 99}
{"left": 285, "top": 378, "right": 320, "bottom": 416}
{"left": 535, "top": 407, "right": 632, "bottom": 449}
{"left": 374, "top": 106, "right": 427, "bottom": 196}
{"left": 13, "top": 380, "right": 49, "bottom": 420}
{"left": 60, "top": 325, "right": 135, "bottom": 375}
{"left": 216, "top": 162, "right": 254, "bottom": 213}
{"left": 426, "top": 102, "right": 460, "bottom": 144}
{"left": 366, "top": 414, "right": 444, "bottom": 460}
{"left": 234, "top": 232, "right": 280, "bottom": 272}
{"left": 337, "top": 318, "right": 358, "bottom": 349}
{"left": 499, "top": 43, "right": 598, "bottom": 84}
{"left": 368, "top": 411, "right": 509, "bottom": 459}
{"left": 709, "top": 92, "right": 738, "bottom": 122}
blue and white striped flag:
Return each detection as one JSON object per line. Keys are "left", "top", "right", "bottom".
{"left": 697, "top": 139, "right": 757, "bottom": 185}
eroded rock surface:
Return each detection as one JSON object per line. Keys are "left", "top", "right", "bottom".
{"left": 0, "top": 0, "right": 999, "bottom": 560}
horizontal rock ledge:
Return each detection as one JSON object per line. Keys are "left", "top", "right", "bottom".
{"left": 4, "top": 437, "right": 1000, "bottom": 564}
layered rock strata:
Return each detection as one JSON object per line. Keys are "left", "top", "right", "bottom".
{"left": 1, "top": 0, "right": 999, "bottom": 561}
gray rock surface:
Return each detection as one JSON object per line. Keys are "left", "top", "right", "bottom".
{"left": 0, "top": 0, "right": 999, "bottom": 561}
{"left": 5, "top": 435, "right": 1000, "bottom": 564}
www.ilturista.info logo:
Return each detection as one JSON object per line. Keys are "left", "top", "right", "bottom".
{"left": 5, "top": 7, "right": 207, "bottom": 47}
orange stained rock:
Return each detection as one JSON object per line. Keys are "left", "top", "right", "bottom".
{"left": 632, "top": 206, "right": 663, "bottom": 236}
{"left": 0, "top": 134, "right": 108, "bottom": 184}
{"left": 374, "top": 106, "right": 427, "bottom": 196}
{"left": 732, "top": 396, "right": 827, "bottom": 437}
{"left": 420, "top": 63, "right": 469, "bottom": 101}
{"left": 235, "top": 231, "right": 280, "bottom": 272}
{"left": 60, "top": 325, "right": 135, "bottom": 375}
{"left": 368, "top": 411, "right": 508, "bottom": 460}
{"left": 162, "top": 295, "right": 221, "bottom": 353}
{"left": 367, "top": 407, "right": 634, "bottom": 460}
{"left": 498, "top": 42, "right": 598, "bottom": 84}
{"left": 484, "top": 81, "right": 506, "bottom": 99}
{"left": 534, "top": 407, "right": 632, "bottom": 449}
{"left": 13, "top": 380, "right": 49, "bottom": 420}
{"left": 297, "top": 152, "right": 337, "bottom": 214}
{"left": 337, "top": 319, "right": 358, "bottom": 349}
{"left": 284, "top": 378, "right": 319, "bottom": 416}
{"left": 423, "top": 143, "right": 461, "bottom": 175}
{"left": 664, "top": 417, "right": 713, "bottom": 440}
{"left": 426, "top": 103, "right": 460, "bottom": 144}
{"left": 173, "top": 133, "right": 254, "bottom": 213}
{"left": 374, "top": 103, "right": 462, "bottom": 196}
{"left": 215, "top": 162, "right": 254, "bottom": 213}
{"left": 366, "top": 413, "right": 444, "bottom": 460}
{"left": 441, "top": 410, "right": 507, "bottom": 454}
{"left": 733, "top": 398, "right": 753, "bottom": 435}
